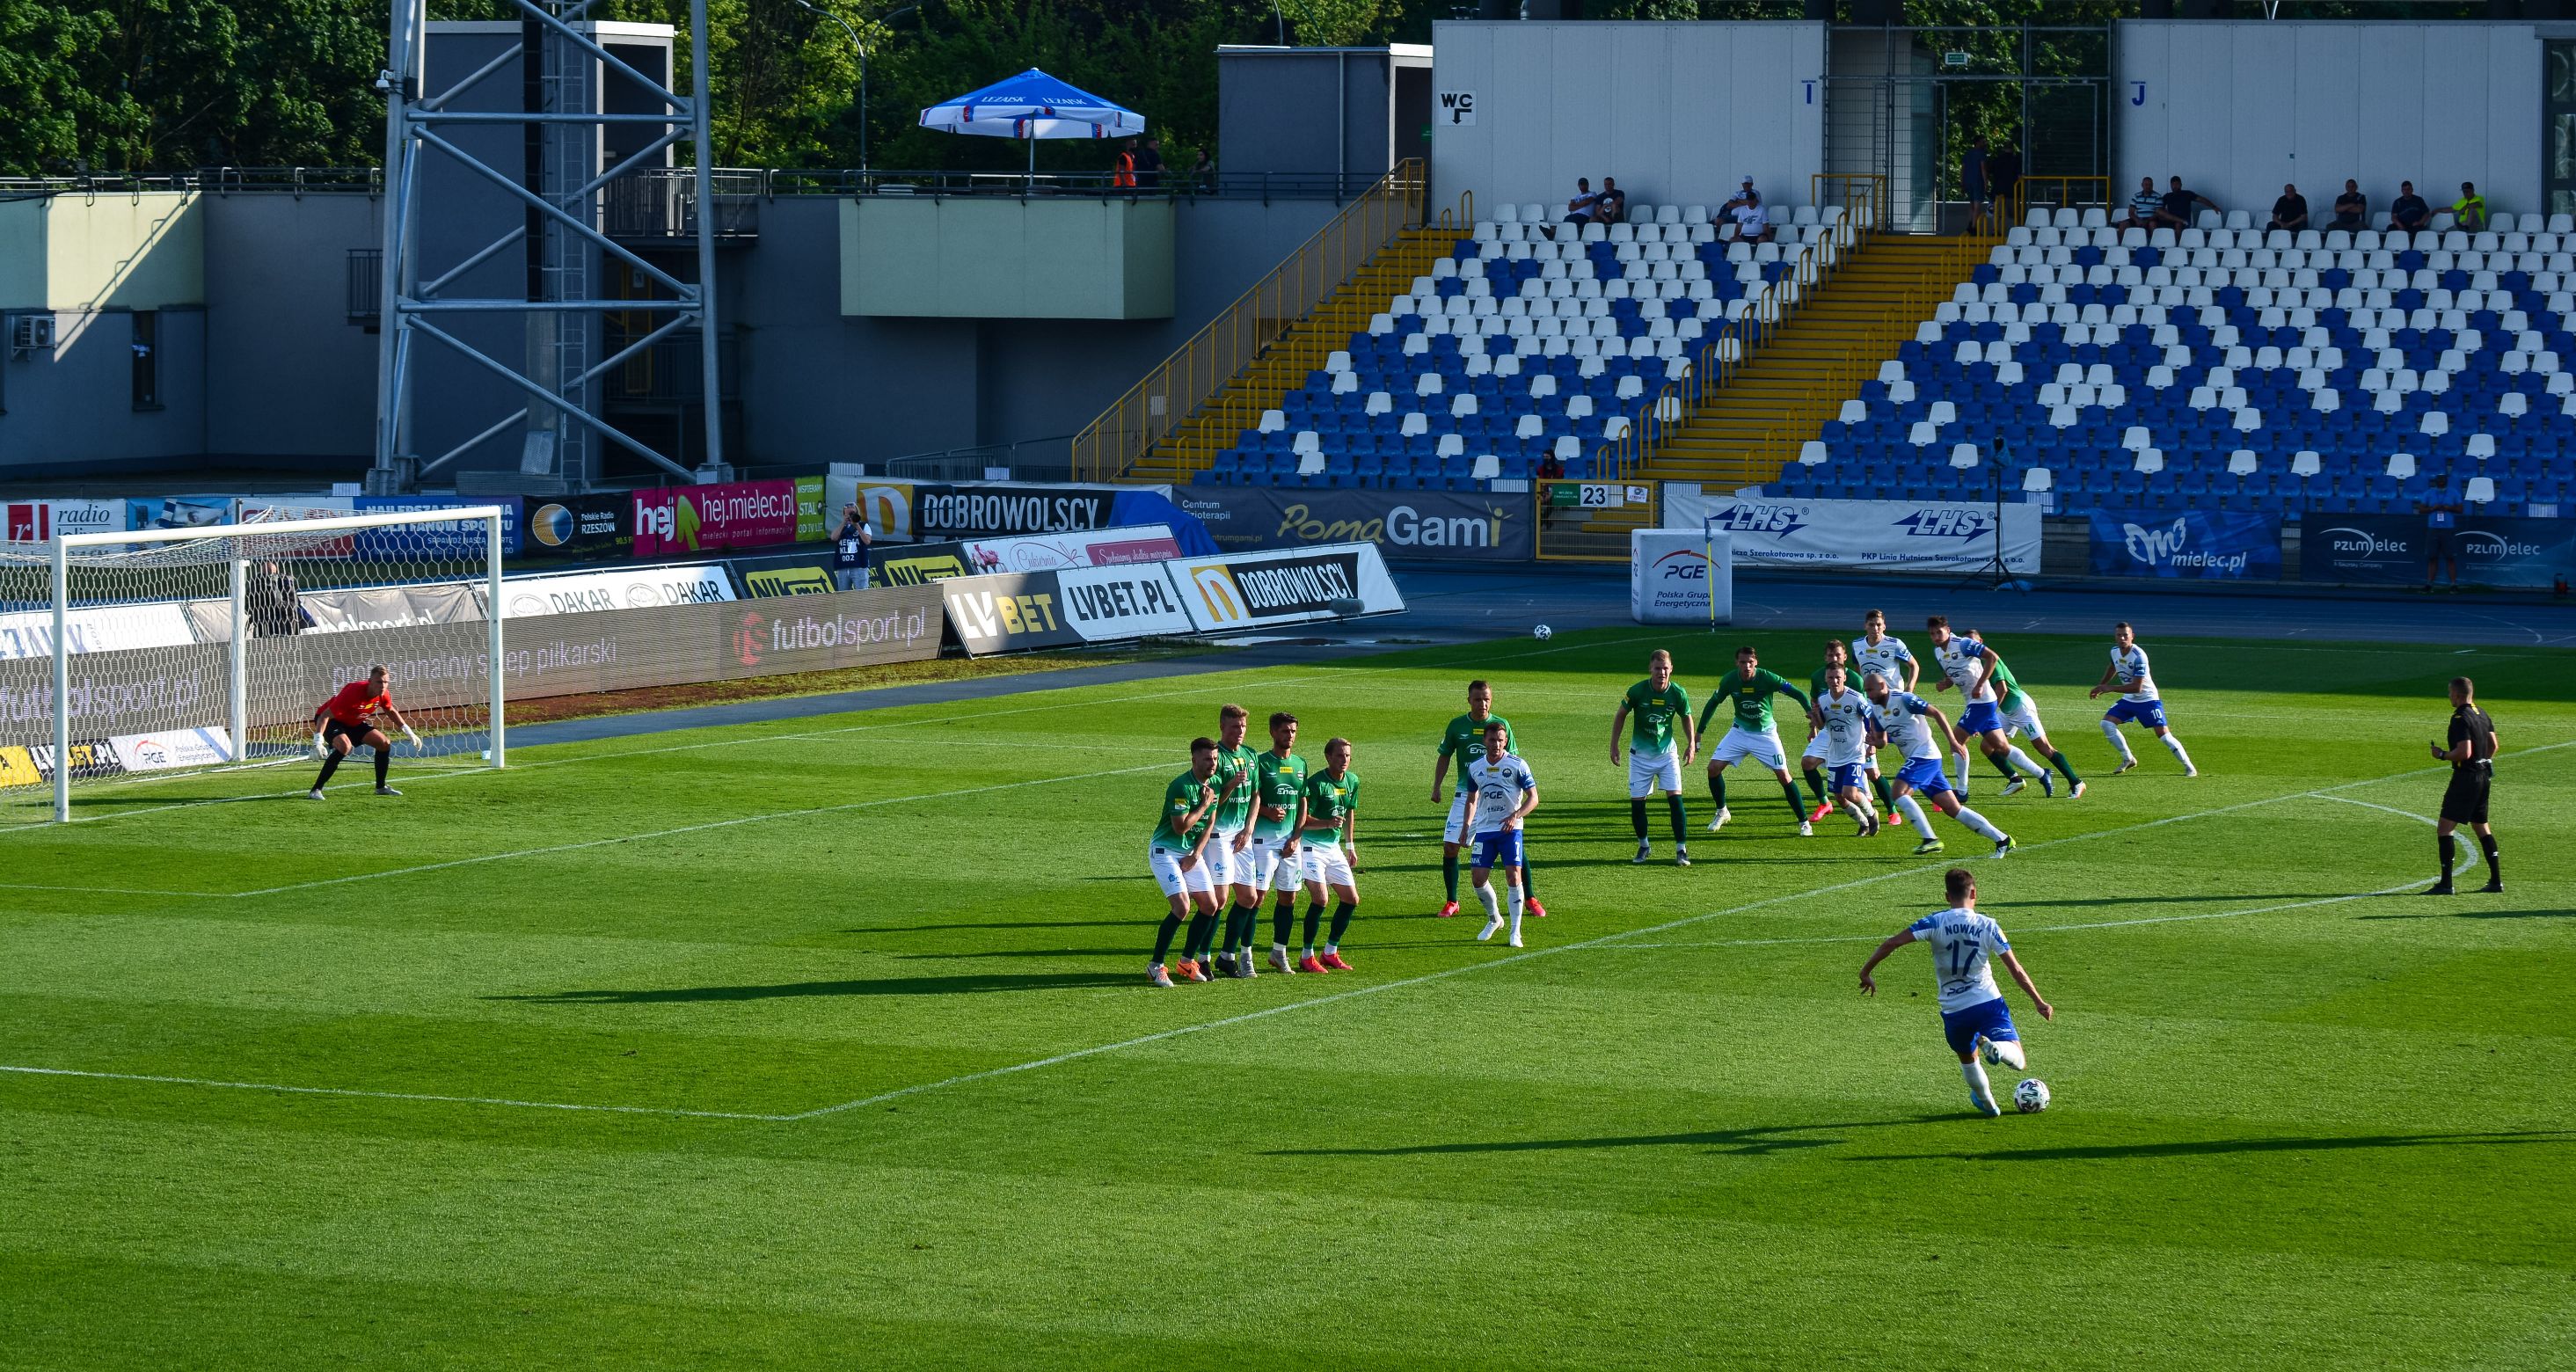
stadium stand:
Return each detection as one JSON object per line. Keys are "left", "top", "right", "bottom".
{"left": 1777, "top": 206, "right": 2576, "bottom": 519}
{"left": 1197, "top": 201, "right": 1850, "bottom": 490}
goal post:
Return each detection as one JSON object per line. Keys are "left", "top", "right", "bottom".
{"left": 4, "top": 505, "right": 507, "bottom": 824}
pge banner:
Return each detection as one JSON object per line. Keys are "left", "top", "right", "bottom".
{"left": 1169, "top": 544, "right": 1405, "bottom": 633}
{"left": 2088, "top": 508, "right": 2283, "bottom": 580}
{"left": 523, "top": 493, "right": 632, "bottom": 558}
{"left": 352, "top": 497, "right": 524, "bottom": 558}
{"left": 1633, "top": 529, "right": 1736, "bottom": 624}
{"left": 1689, "top": 497, "right": 2041, "bottom": 574}
{"left": 631, "top": 477, "right": 823, "bottom": 557}
{"left": 2302, "top": 513, "right": 2576, "bottom": 588}
{"left": 874, "top": 524, "right": 1184, "bottom": 587}
{"left": 1176, "top": 488, "right": 1533, "bottom": 561}
{"left": 110, "top": 726, "right": 236, "bottom": 770}
{"left": 938, "top": 573, "right": 1090, "bottom": 655}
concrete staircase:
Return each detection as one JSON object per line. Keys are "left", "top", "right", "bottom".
{"left": 1645, "top": 236, "right": 1990, "bottom": 493}
{"left": 1127, "top": 226, "right": 1469, "bottom": 486}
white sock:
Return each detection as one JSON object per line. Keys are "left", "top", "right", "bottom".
{"left": 1990, "top": 1038, "right": 2026, "bottom": 1070}
{"left": 2004, "top": 746, "right": 2047, "bottom": 777}
{"left": 1955, "top": 804, "right": 2005, "bottom": 842}
{"left": 2163, "top": 733, "right": 2194, "bottom": 769}
{"left": 2099, "top": 717, "right": 2135, "bottom": 762}
{"left": 1961, "top": 1059, "right": 1996, "bottom": 1109}
{"left": 1508, "top": 885, "right": 1525, "bottom": 941}
{"left": 1477, "top": 883, "right": 1502, "bottom": 921}
{"left": 1273, "top": 942, "right": 1288, "bottom": 955}
{"left": 1324, "top": 943, "right": 1337, "bottom": 954}
{"left": 1896, "top": 793, "right": 1936, "bottom": 838}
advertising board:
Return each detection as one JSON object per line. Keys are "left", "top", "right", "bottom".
{"left": 2300, "top": 513, "right": 2576, "bottom": 588}
{"left": 1165, "top": 544, "right": 1405, "bottom": 633}
{"left": 522, "top": 493, "right": 632, "bottom": 558}
{"left": 873, "top": 524, "right": 1184, "bottom": 586}
{"left": 351, "top": 496, "right": 523, "bottom": 558}
{"left": 1632, "top": 529, "right": 1736, "bottom": 624}
{"left": 2088, "top": 508, "right": 2284, "bottom": 580}
{"left": 501, "top": 565, "right": 736, "bottom": 617}
{"left": 631, "top": 477, "right": 823, "bottom": 557}
{"left": 1176, "top": 488, "right": 1532, "bottom": 560}
{"left": 1686, "top": 497, "right": 2040, "bottom": 574}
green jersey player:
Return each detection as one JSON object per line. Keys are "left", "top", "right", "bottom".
{"left": 1187, "top": 704, "right": 1265, "bottom": 978}
{"left": 1234, "top": 712, "right": 1308, "bottom": 979}
{"left": 1695, "top": 644, "right": 1814, "bottom": 837}
{"left": 1146, "top": 738, "right": 1228, "bottom": 988}
{"left": 1291, "top": 739, "right": 1363, "bottom": 973}
{"left": 1430, "top": 680, "right": 1543, "bottom": 920}
{"left": 1799, "top": 639, "right": 1899, "bottom": 822}
{"left": 1609, "top": 649, "right": 1697, "bottom": 865}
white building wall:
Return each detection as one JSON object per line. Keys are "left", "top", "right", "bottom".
{"left": 1430, "top": 20, "right": 1827, "bottom": 216}
{"left": 2116, "top": 20, "right": 2543, "bottom": 220}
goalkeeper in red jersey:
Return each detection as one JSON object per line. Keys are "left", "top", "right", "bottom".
{"left": 308, "top": 664, "right": 420, "bottom": 799}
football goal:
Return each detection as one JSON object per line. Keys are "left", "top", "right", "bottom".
{"left": 0, "top": 506, "right": 507, "bottom": 824}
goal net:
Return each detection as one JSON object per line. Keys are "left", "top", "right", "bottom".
{"left": 0, "top": 506, "right": 506, "bottom": 824}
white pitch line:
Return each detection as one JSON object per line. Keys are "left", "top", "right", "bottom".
{"left": 0, "top": 1063, "right": 793, "bottom": 1120}
{"left": 2317, "top": 793, "right": 2441, "bottom": 826}
{"left": 0, "top": 882, "right": 229, "bottom": 898}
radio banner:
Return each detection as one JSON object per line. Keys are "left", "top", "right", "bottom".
{"left": 1166, "top": 543, "right": 1405, "bottom": 633}
{"left": 523, "top": 493, "right": 633, "bottom": 558}
{"left": 2088, "top": 508, "right": 2283, "bottom": 580}
{"left": 1175, "top": 488, "right": 1532, "bottom": 560}
{"left": 1687, "top": 497, "right": 2041, "bottom": 574}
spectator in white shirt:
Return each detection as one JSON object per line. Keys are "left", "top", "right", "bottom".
{"left": 1731, "top": 189, "right": 1772, "bottom": 243}
{"left": 1558, "top": 178, "right": 1599, "bottom": 239}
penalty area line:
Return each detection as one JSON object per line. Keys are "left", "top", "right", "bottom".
{"left": 0, "top": 1063, "right": 794, "bottom": 1121}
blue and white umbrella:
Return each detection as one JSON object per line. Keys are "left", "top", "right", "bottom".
{"left": 920, "top": 69, "right": 1143, "bottom": 179}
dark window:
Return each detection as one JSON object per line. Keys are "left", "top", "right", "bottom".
{"left": 131, "top": 310, "right": 160, "bottom": 411}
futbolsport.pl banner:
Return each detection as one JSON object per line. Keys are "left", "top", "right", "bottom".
{"left": 1174, "top": 488, "right": 1533, "bottom": 561}
{"left": 1691, "top": 497, "right": 2041, "bottom": 574}
{"left": 1168, "top": 543, "right": 1406, "bottom": 633}
{"left": 2302, "top": 513, "right": 2576, "bottom": 588}
{"left": 2088, "top": 508, "right": 2283, "bottom": 580}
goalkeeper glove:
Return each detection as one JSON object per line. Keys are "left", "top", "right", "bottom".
{"left": 404, "top": 726, "right": 423, "bottom": 754}
{"left": 312, "top": 730, "right": 329, "bottom": 760}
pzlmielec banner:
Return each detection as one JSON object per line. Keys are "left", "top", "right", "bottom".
{"left": 938, "top": 573, "right": 1089, "bottom": 655}
{"left": 875, "top": 524, "right": 1183, "bottom": 586}
{"left": 2089, "top": 508, "right": 2283, "bottom": 580}
{"left": 1694, "top": 497, "right": 2041, "bottom": 574}
{"left": 2302, "top": 512, "right": 2576, "bottom": 588}
{"left": 1169, "top": 543, "right": 1405, "bottom": 633}
{"left": 632, "top": 477, "right": 824, "bottom": 557}
{"left": 502, "top": 565, "right": 736, "bottom": 617}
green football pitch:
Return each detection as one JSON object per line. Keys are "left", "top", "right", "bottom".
{"left": 4, "top": 624, "right": 2571, "bottom": 1369}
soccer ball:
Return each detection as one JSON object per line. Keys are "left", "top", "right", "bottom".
{"left": 2012, "top": 1078, "right": 2051, "bottom": 1113}
{"left": 1533, "top": 624, "right": 1553, "bottom": 640}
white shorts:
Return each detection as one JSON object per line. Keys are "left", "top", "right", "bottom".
{"left": 1301, "top": 840, "right": 1356, "bottom": 889}
{"left": 1801, "top": 731, "right": 1829, "bottom": 763}
{"left": 1806, "top": 734, "right": 1880, "bottom": 773}
{"left": 1711, "top": 726, "right": 1788, "bottom": 770}
{"left": 1442, "top": 791, "right": 1472, "bottom": 845}
{"left": 1206, "top": 826, "right": 1245, "bottom": 887}
{"left": 1240, "top": 838, "right": 1296, "bottom": 893}
{"left": 2003, "top": 697, "right": 2046, "bottom": 741}
{"left": 1149, "top": 845, "right": 1218, "bottom": 898}
{"left": 1628, "top": 746, "right": 1682, "bottom": 797}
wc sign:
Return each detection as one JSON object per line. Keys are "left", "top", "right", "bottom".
{"left": 1438, "top": 90, "right": 1476, "bottom": 125}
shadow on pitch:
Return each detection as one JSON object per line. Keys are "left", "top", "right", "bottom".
{"left": 1271, "top": 1117, "right": 1942, "bottom": 1159}
{"left": 1985, "top": 893, "right": 2346, "bottom": 909}
{"left": 1847, "top": 1128, "right": 2576, "bottom": 1164}
{"left": 2357, "top": 907, "right": 2569, "bottom": 922}
{"left": 490, "top": 970, "right": 1134, "bottom": 1003}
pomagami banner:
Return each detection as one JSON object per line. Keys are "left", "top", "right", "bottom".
{"left": 1174, "top": 488, "right": 1532, "bottom": 560}
{"left": 1683, "top": 497, "right": 2041, "bottom": 574}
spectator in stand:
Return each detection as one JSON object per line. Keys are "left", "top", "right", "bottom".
{"left": 1190, "top": 149, "right": 1215, "bottom": 193}
{"left": 833, "top": 503, "right": 874, "bottom": 592}
{"left": 2266, "top": 183, "right": 2309, "bottom": 232}
{"left": 1719, "top": 176, "right": 1759, "bottom": 230}
{"left": 1135, "top": 136, "right": 1164, "bottom": 192}
{"left": 2330, "top": 179, "right": 2368, "bottom": 231}
{"left": 2451, "top": 181, "right": 2488, "bottom": 232}
{"left": 2387, "top": 180, "right": 2432, "bottom": 237}
{"left": 1593, "top": 176, "right": 1628, "bottom": 225}
{"left": 1731, "top": 188, "right": 1773, "bottom": 244}
{"left": 249, "top": 559, "right": 304, "bottom": 637}
{"left": 1536, "top": 450, "right": 1565, "bottom": 483}
{"left": 1558, "top": 177, "right": 1600, "bottom": 238}
{"left": 1962, "top": 139, "right": 1989, "bottom": 230}
{"left": 1985, "top": 143, "right": 2022, "bottom": 218}
{"left": 1112, "top": 139, "right": 1138, "bottom": 192}
{"left": 2114, "top": 175, "right": 2162, "bottom": 231}
{"left": 2419, "top": 475, "right": 2462, "bottom": 588}
{"left": 2156, "top": 176, "right": 2220, "bottom": 230}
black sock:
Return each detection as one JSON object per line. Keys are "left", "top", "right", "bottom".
{"left": 1185, "top": 910, "right": 1217, "bottom": 960}
{"left": 1778, "top": 779, "right": 1806, "bottom": 821}
{"left": 1303, "top": 901, "right": 1324, "bottom": 949}
{"left": 1987, "top": 751, "right": 2017, "bottom": 781}
{"left": 1802, "top": 768, "right": 1828, "bottom": 802}
{"left": 1442, "top": 850, "right": 1460, "bottom": 901}
{"left": 1630, "top": 797, "right": 1649, "bottom": 840}
{"left": 1667, "top": 795, "right": 1688, "bottom": 843}
{"left": 2049, "top": 748, "right": 2081, "bottom": 784}
{"left": 2480, "top": 833, "right": 2500, "bottom": 883}
{"left": 312, "top": 752, "right": 342, "bottom": 789}
{"left": 1152, "top": 913, "right": 1184, "bottom": 963}
{"left": 1871, "top": 773, "right": 1896, "bottom": 810}
{"left": 1328, "top": 901, "right": 1355, "bottom": 945}
{"left": 374, "top": 747, "right": 390, "bottom": 786}
{"left": 1708, "top": 771, "right": 1727, "bottom": 808}
{"left": 2438, "top": 833, "right": 2457, "bottom": 881}
{"left": 1223, "top": 903, "right": 1251, "bottom": 954}
{"left": 1273, "top": 897, "right": 1295, "bottom": 946}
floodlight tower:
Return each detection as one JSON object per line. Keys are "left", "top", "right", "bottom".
{"left": 369, "top": 0, "right": 725, "bottom": 493}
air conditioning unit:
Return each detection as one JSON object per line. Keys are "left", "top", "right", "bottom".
{"left": 10, "top": 314, "right": 55, "bottom": 352}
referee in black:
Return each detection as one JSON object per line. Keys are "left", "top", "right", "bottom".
{"left": 2428, "top": 675, "right": 2502, "bottom": 894}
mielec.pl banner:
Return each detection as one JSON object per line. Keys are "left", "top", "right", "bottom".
{"left": 2301, "top": 512, "right": 2576, "bottom": 588}
{"left": 1168, "top": 543, "right": 1405, "bottom": 633}
{"left": 1174, "top": 487, "right": 1532, "bottom": 561}
{"left": 1690, "top": 497, "right": 2041, "bottom": 574}
{"left": 2088, "top": 508, "right": 2283, "bottom": 580}
{"left": 631, "top": 477, "right": 824, "bottom": 557}
{"left": 874, "top": 524, "right": 1184, "bottom": 587}
{"left": 937, "top": 572, "right": 1089, "bottom": 655}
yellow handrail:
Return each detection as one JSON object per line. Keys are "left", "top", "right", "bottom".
{"left": 1069, "top": 158, "right": 1456, "bottom": 483}
{"left": 2003, "top": 176, "right": 2113, "bottom": 231}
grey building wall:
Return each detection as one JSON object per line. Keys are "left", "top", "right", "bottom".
{"left": 0, "top": 309, "right": 208, "bottom": 475}
{"left": 202, "top": 193, "right": 383, "bottom": 463}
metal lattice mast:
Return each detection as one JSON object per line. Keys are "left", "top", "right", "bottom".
{"left": 371, "top": 0, "right": 723, "bottom": 493}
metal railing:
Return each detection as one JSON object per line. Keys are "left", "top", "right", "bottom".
{"left": 601, "top": 169, "right": 763, "bottom": 238}
{"left": 1069, "top": 158, "right": 1441, "bottom": 483}
{"left": 2004, "top": 175, "right": 2113, "bottom": 229}
{"left": 1533, "top": 478, "right": 1659, "bottom": 563}
{"left": 880, "top": 434, "right": 1078, "bottom": 482}
{"left": 766, "top": 168, "right": 1391, "bottom": 201}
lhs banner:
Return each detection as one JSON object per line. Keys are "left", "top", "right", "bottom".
{"left": 1689, "top": 497, "right": 2041, "bottom": 574}
{"left": 2089, "top": 508, "right": 2283, "bottom": 580}
{"left": 1168, "top": 544, "right": 1405, "bottom": 633}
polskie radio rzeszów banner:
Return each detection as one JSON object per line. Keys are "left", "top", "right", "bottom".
{"left": 1174, "top": 487, "right": 1532, "bottom": 561}
{"left": 1689, "top": 497, "right": 2041, "bottom": 575}
{"left": 875, "top": 523, "right": 1185, "bottom": 587}
{"left": 2300, "top": 512, "right": 2576, "bottom": 588}
{"left": 2087, "top": 507, "right": 2284, "bottom": 580}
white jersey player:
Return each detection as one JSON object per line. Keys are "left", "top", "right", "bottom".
{"left": 1854, "top": 609, "right": 1919, "bottom": 695}
{"left": 1461, "top": 722, "right": 1539, "bottom": 949}
{"left": 1864, "top": 673, "right": 2018, "bottom": 858}
{"left": 1858, "top": 867, "right": 2055, "bottom": 1118}
{"left": 2090, "top": 621, "right": 2197, "bottom": 777}
{"left": 1809, "top": 665, "right": 1881, "bottom": 836}
{"left": 1925, "top": 615, "right": 2049, "bottom": 796}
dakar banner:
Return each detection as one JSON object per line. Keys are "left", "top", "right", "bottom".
{"left": 1174, "top": 488, "right": 1533, "bottom": 561}
{"left": 1167, "top": 543, "right": 1405, "bottom": 633}
{"left": 1686, "top": 497, "right": 2040, "bottom": 574}
{"left": 631, "top": 477, "right": 825, "bottom": 557}
{"left": 2088, "top": 508, "right": 2283, "bottom": 580}
{"left": 2301, "top": 513, "right": 2576, "bottom": 588}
